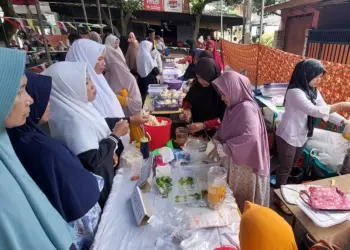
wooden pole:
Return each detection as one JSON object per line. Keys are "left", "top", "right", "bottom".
{"left": 259, "top": 0, "right": 265, "bottom": 43}
{"left": 35, "top": 0, "right": 52, "bottom": 64}
{"left": 108, "top": 6, "right": 113, "bottom": 34}
{"left": 81, "top": 0, "right": 88, "bottom": 24}
{"left": 244, "top": 0, "right": 252, "bottom": 44}
{"left": 96, "top": 0, "right": 103, "bottom": 34}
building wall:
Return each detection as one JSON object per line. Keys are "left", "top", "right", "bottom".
{"left": 318, "top": 3, "right": 350, "bottom": 29}
{"left": 280, "top": 7, "right": 319, "bottom": 30}
{"left": 276, "top": 7, "right": 319, "bottom": 55}
{"left": 177, "top": 25, "right": 192, "bottom": 42}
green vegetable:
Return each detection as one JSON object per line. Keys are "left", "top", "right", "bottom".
{"left": 174, "top": 196, "right": 180, "bottom": 203}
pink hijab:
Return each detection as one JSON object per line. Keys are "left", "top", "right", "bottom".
{"left": 213, "top": 71, "right": 270, "bottom": 176}
{"left": 207, "top": 40, "right": 223, "bottom": 72}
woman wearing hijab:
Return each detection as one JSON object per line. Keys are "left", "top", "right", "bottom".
{"left": 137, "top": 40, "right": 159, "bottom": 104}
{"left": 89, "top": 31, "right": 102, "bottom": 44}
{"left": 183, "top": 49, "right": 201, "bottom": 81}
{"left": 206, "top": 40, "right": 224, "bottom": 72}
{"left": 7, "top": 72, "right": 103, "bottom": 250}
{"left": 151, "top": 47, "right": 163, "bottom": 75}
{"left": 119, "top": 36, "right": 130, "bottom": 55}
{"left": 0, "top": 47, "right": 75, "bottom": 249}
{"left": 104, "top": 45, "right": 144, "bottom": 143}
{"left": 275, "top": 59, "right": 350, "bottom": 213}
{"left": 196, "top": 35, "right": 205, "bottom": 49}
{"left": 240, "top": 201, "right": 298, "bottom": 250}
{"left": 126, "top": 40, "right": 139, "bottom": 77}
{"left": 128, "top": 32, "right": 137, "bottom": 43}
{"left": 43, "top": 62, "right": 129, "bottom": 208}
{"left": 210, "top": 71, "right": 270, "bottom": 211}
{"left": 105, "top": 35, "right": 126, "bottom": 62}
{"left": 184, "top": 58, "right": 225, "bottom": 138}
{"left": 66, "top": 38, "right": 131, "bottom": 146}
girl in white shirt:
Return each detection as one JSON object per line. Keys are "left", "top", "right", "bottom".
{"left": 275, "top": 59, "right": 350, "bottom": 213}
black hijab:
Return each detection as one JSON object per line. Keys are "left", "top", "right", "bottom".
{"left": 119, "top": 36, "right": 129, "bottom": 55}
{"left": 7, "top": 72, "right": 100, "bottom": 222}
{"left": 185, "top": 58, "right": 225, "bottom": 125}
{"left": 286, "top": 59, "right": 326, "bottom": 137}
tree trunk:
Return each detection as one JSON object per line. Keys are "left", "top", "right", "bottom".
{"left": 122, "top": 11, "right": 132, "bottom": 36}
{"left": 101, "top": 8, "right": 120, "bottom": 36}
{"left": 193, "top": 14, "right": 201, "bottom": 47}
{"left": 0, "top": 0, "right": 18, "bottom": 43}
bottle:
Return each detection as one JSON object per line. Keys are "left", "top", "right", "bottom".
{"left": 140, "top": 137, "right": 150, "bottom": 159}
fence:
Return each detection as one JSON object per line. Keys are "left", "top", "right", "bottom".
{"left": 221, "top": 40, "right": 350, "bottom": 117}
{"left": 305, "top": 29, "right": 350, "bottom": 64}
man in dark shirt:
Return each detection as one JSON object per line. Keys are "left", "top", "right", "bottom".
{"left": 146, "top": 28, "right": 155, "bottom": 44}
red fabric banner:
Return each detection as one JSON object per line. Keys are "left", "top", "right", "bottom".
{"left": 144, "top": 0, "right": 163, "bottom": 11}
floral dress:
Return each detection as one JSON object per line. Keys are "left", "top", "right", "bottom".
{"left": 69, "top": 175, "right": 104, "bottom": 250}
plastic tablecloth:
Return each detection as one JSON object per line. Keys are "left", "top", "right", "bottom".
{"left": 92, "top": 168, "right": 241, "bottom": 250}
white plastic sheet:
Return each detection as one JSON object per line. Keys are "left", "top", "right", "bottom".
{"left": 92, "top": 168, "right": 241, "bottom": 250}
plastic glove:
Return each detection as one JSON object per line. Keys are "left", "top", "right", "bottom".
{"left": 217, "top": 143, "right": 228, "bottom": 158}
{"left": 117, "top": 95, "right": 128, "bottom": 107}
{"left": 119, "top": 88, "right": 129, "bottom": 97}
{"left": 208, "top": 139, "right": 220, "bottom": 162}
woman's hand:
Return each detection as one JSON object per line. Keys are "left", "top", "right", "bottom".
{"left": 113, "top": 153, "right": 119, "bottom": 168}
{"left": 183, "top": 110, "right": 192, "bottom": 122}
{"left": 112, "top": 120, "right": 129, "bottom": 137}
{"left": 130, "top": 113, "right": 149, "bottom": 125}
{"left": 188, "top": 122, "right": 205, "bottom": 133}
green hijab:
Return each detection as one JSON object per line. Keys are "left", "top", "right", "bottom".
{"left": 0, "top": 48, "right": 75, "bottom": 249}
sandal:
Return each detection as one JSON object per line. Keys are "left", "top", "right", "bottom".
{"left": 275, "top": 197, "right": 292, "bottom": 215}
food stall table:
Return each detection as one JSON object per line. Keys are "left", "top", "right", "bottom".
{"left": 92, "top": 167, "right": 241, "bottom": 250}
{"left": 275, "top": 174, "right": 350, "bottom": 242}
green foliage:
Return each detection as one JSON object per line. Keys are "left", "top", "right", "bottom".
{"left": 110, "top": 0, "right": 142, "bottom": 13}
{"left": 260, "top": 32, "right": 274, "bottom": 47}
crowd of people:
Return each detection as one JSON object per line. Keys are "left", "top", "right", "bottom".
{"left": 1, "top": 28, "right": 350, "bottom": 250}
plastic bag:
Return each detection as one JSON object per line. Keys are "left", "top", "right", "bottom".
{"left": 306, "top": 128, "right": 350, "bottom": 171}
{"left": 173, "top": 167, "right": 203, "bottom": 206}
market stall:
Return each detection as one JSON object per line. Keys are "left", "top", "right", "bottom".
{"left": 145, "top": 62, "right": 186, "bottom": 117}
{"left": 92, "top": 143, "right": 241, "bottom": 250}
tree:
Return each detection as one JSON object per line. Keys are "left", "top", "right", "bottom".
{"left": 0, "top": 0, "right": 18, "bottom": 42}
{"left": 191, "top": 0, "right": 278, "bottom": 45}
{"left": 109, "top": 0, "right": 142, "bottom": 36}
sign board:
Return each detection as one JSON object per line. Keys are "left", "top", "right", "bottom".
{"left": 131, "top": 186, "right": 151, "bottom": 226}
{"left": 136, "top": 156, "right": 153, "bottom": 192}
{"left": 164, "top": 0, "right": 183, "bottom": 13}
{"left": 144, "top": 0, "right": 164, "bottom": 12}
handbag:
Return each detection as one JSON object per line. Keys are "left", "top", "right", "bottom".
{"left": 300, "top": 186, "right": 350, "bottom": 211}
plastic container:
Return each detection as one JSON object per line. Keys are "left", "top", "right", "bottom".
{"left": 175, "top": 127, "right": 189, "bottom": 146}
{"left": 183, "top": 139, "right": 208, "bottom": 162}
{"left": 165, "top": 79, "right": 183, "bottom": 90}
{"left": 144, "top": 117, "right": 172, "bottom": 151}
{"left": 342, "top": 118, "right": 350, "bottom": 140}
{"left": 207, "top": 166, "right": 227, "bottom": 210}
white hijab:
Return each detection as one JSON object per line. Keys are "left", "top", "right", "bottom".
{"left": 65, "top": 39, "right": 130, "bottom": 146}
{"left": 65, "top": 38, "right": 124, "bottom": 118}
{"left": 42, "top": 62, "right": 111, "bottom": 155}
{"left": 105, "top": 35, "right": 125, "bottom": 63}
{"left": 137, "top": 40, "right": 156, "bottom": 78}
{"left": 198, "top": 36, "right": 204, "bottom": 44}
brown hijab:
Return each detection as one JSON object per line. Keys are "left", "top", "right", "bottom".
{"left": 126, "top": 41, "right": 138, "bottom": 74}
{"left": 104, "top": 46, "right": 142, "bottom": 116}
